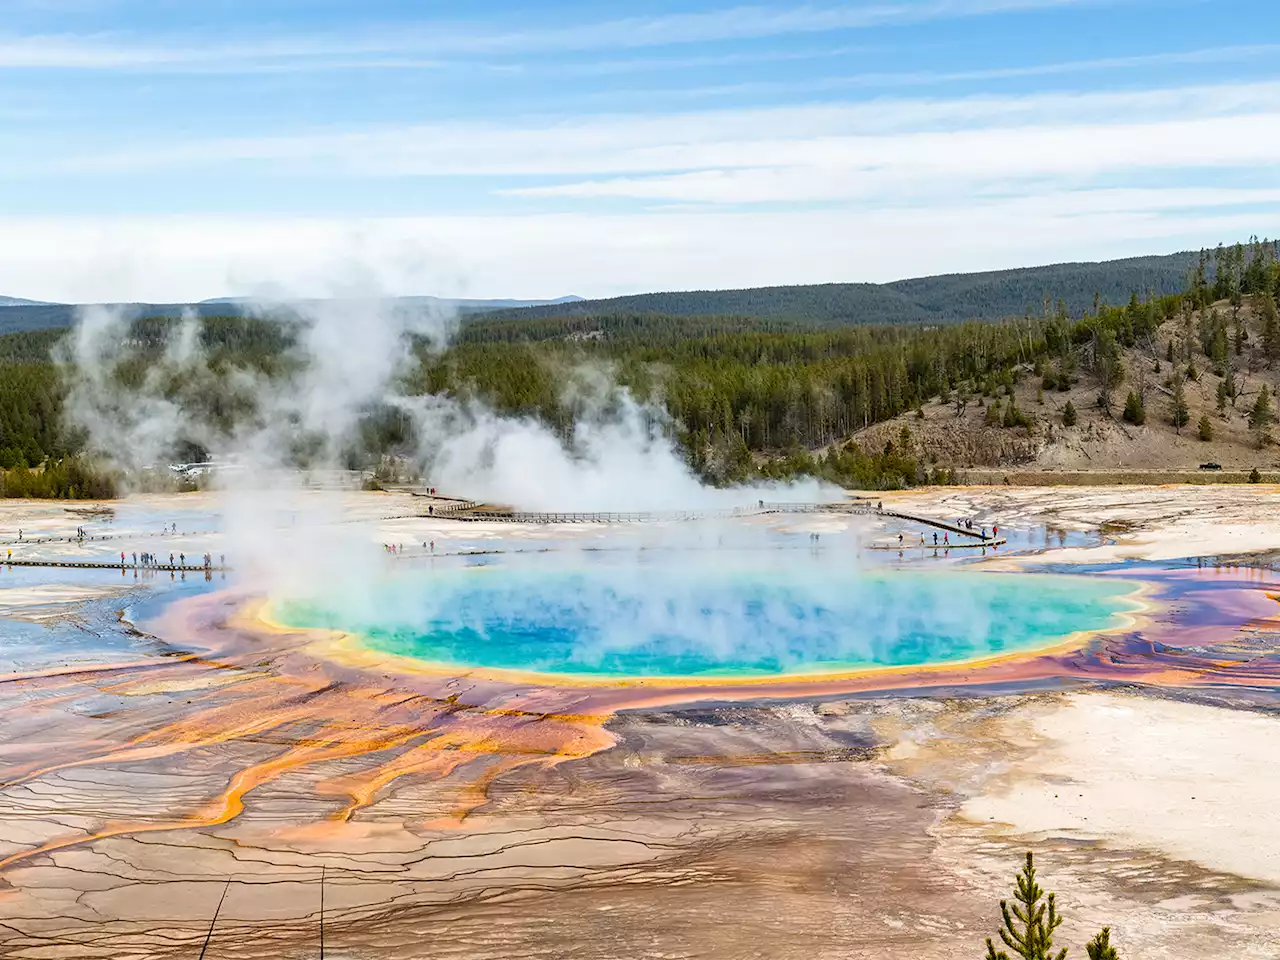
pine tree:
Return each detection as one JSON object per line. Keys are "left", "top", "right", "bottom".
{"left": 1250, "top": 385, "right": 1273, "bottom": 431}
{"left": 1249, "top": 386, "right": 1273, "bottom": 447}
{"left": 1122, "top": 391, "right": 1145, "bottom": 425}
{"left": 1198, "top": 415, "right": 1213, "bottom": 441}
{"left": 1260, "top": 293, "right": 1280, "bottom": 367}
{"left": 1086, "top": 927, "right": 1120, "bottom": 960}
{"left": 985, "top": 853, "right": 1067, "bottom": 960}
{"left": 1170, "top": 377, "right": 1190, "bottom": 433}
{"left": 1062, "top": 400, "right": 1078, "bottom": 427}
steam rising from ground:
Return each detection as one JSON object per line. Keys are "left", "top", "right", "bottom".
{"left": 279, "top": 557, "right": 1133, "bottom": 678}
{"left": 59, "top": 297, "right": 830, "bottom": 599}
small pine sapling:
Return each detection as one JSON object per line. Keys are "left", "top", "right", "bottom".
{"left": 985, "top": 853, "right": 1067, "bottom": 960}
{"left": 1086, "top": 927, "right": 1120, "bottom": 960}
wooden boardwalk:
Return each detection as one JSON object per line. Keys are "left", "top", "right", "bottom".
{"left": 438, "top": 500, "right": 1005, "bottom": 545}
{"left": 0, "top": 530, "right": 215, "bottom": 547}
{"left": 2, "top": 559, "right": 228, "bottom": 573}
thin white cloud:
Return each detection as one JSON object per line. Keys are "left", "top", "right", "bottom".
{"left": 32, "top": 80, "right": 1280, "bottom": 182}
{"left": 0, "top": 0, "right": 1119, "bottom": 70}
{"left": 2, "top": 190, "right": 1278, "bottom": 303}
{"left": 498, "top": 114, "right": 1280, "bottom": 204}
{"left": 586, "top": 43, "right": 1280, "bottom": 101}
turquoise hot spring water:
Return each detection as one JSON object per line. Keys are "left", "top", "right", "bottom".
{"left": 273, "top": 552, "right": 1136, "bottom": 681}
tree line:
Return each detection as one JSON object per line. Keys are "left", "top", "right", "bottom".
{"left": 2, "top": 239, "right": 1278, "bottom": 496}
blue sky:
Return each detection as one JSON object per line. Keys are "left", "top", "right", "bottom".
{"left": 2, "top": 0, "right": 1279, "bottom": 301}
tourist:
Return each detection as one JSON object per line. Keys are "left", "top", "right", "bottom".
{"left": 898, "top": 533, "right": 903, "bottom": 545}
{"left": 179, "top": 552, "right": 186, "bottom": 566}
{"left": 220, "top": 554, "right": 225, "bottom": 567}
{"left": 430, "top": 540, "right": 435, "bottom": 553}
{"left": 993, "top": 524, "right": 999, "bottom": 538}
{"left": 120, "top": 551, "right": 126, "bottom": 564}
{"left": 933, "top": 532, "right": 938, "bottom": 546}
{"left": 132, "top": 552, "right": 137, "bottom": 566}
{"left": 169, "top": 553, "right": 174, "bottom": 566}
{"left": 943, "top": 533, "right": 949, "bottom": 545}
{"left": 981, "top": 527, "right": 987, "bottom": 539}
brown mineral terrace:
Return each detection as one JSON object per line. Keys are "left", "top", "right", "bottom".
{"left": 0, "top": 485, "right": 1279, "bottom": 958}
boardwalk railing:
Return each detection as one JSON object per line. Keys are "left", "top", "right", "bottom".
{"left": 443, "top": 507, "right": 761, "bottom": 523}
{"left": 3, "top": 559, "right": 229, "bottom": 572}
{"left": 437, "top": 499, "right": 1003, "bottom": 544}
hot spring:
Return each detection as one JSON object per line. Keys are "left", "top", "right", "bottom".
{"left": 272, "top": 552, "right": 1136, "bottom": 681}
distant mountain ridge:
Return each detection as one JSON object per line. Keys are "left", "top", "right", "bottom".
{"left": 198, "top": 295, "right": 584, "bottom": 310}
{"left": 0, "top": 295, "right": 584, "bottom": 336}
{"left": 0, "top": 249, "right": 1210, "bottom": 336}
{"left": 478, "top": 251, "right": 1204, "bottom": 326}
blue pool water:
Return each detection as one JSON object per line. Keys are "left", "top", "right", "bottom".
{"left": 275, "top": 554, "right": 1135, "bottom": 680}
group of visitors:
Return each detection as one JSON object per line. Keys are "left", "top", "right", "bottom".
{"left": 956, "top": 518, "right": 999, "bottom": 539}
{"left": 130, "top": 551, "right": 172, "bottom": 568}
{"left": 123, "top": 551, "right": 222, "bottom": 568}
{"left": 899, "top": 531, "right": 952, "bottom": 547}
{"left": 385, "top": 541, "right": 440, "bottom": 555}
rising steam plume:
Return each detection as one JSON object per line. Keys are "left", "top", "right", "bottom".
{"left": 57, "top": 295, "right": 831, "bottom": 596}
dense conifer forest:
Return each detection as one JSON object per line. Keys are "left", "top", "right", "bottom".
{"left": 476, "top": 249, "right": 1215, "bottom": 326}
{"left": 2, "top": 240, "right": 1278, "bottom": 497}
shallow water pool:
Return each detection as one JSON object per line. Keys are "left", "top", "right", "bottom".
{"left": 276, "top": 553, "right": 1135, "bottom": 680}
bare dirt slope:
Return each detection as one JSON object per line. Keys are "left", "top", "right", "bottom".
{"left": 850, "top": 297, "right": 1280, "bottom": 475}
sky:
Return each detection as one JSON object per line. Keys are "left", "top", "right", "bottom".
{"left": 1, "top": 0, "right": 1278, "bottom": 303}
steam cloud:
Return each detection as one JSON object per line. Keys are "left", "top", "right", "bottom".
{"left": 59, "top": 293, "right": 833, "bottom": 599}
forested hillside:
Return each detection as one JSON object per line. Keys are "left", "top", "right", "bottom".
{"left": 4, "top": 245, "right": 1268, "bottom": 337}
{"left": 480, "top": 249, "right": 1222, "bottom": 326}
{"left": 0, "top": 296, "right": 583, "bottom": 336}
{"left": 2, "top": 239, "right": 1279, "bottom": 496}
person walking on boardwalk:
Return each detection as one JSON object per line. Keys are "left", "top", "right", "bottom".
{"left": 179, "top": 552, "right": 185, "bottom": 566}
{"left": 120, "top": 551, "right": 126, "bottom": 565}
{"left": 943, "top": 533, "right": 949, "bottom": 545}
{"left": 132, "top": 552, "right": 137, "bottom": 566}
{"left": 169, "top": 552, "right": 174, "bottom": 566}
{"left": 933, "top": 532, "right": 938, "bottom": 546}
